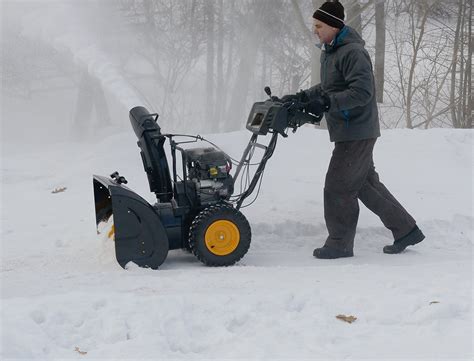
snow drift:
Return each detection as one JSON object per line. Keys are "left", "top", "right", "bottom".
{"left": 1, "top": 127, "right": 473, "bottom": 360}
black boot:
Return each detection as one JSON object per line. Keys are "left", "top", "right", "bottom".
{"left": 313, "top": 246, "right": 354, "bottom": 259}
{"left": 383, "top": 226, "right": 425, "bottom": 254}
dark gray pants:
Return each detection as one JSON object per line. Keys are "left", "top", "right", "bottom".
{"left": 324, "top": 138, "right": 416, "bottom": 251}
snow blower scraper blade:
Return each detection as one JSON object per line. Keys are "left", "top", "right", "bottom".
{"left": 93, "top": 175, "right": 169, "bottom": 269}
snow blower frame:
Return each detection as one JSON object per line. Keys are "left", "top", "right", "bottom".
{"left": 93, "top": 87, "right": 322, "bottom": 269}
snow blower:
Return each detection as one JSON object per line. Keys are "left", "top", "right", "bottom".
{"left": 93, "top": 87, "right": 322, "bottom": 269}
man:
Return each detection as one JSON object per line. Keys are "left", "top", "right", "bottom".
{"left": 284, "top": 0, "right": 425, "bottom": 259}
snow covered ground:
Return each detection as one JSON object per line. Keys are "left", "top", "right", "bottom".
{"left": 1, "top": 126, "right": 473, "bottom": 360}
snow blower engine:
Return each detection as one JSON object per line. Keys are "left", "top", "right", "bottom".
{"left": 93, "top": 87, "right": 322, "bottom": 269}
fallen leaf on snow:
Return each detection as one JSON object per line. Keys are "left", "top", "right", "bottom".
{"left": 74, "top": 347, "right": 87, "bottom": 355}
{"left": 52, "top": 187, "right": 67, "bottom": 194}
{"left": 336, "top": 314, "right": 357, "bottom": 324}
{"left": 429, "top": 301, "right": 440, "bottom": 305}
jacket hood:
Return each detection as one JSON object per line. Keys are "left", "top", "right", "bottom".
{"left": 325, "top": 26, "right": 365, "bottom": 52}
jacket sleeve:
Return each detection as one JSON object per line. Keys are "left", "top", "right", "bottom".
{"left": 327, "top": 46, "right": 374, "bottom": 112}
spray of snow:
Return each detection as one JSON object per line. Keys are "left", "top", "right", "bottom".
{"left": 20, "top": 1, "right": 144, "bottom": 110}
{"left": 96, "top": 216, "right": 121, "bottom": 270}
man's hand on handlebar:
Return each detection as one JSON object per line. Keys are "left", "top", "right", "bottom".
{"left": 302, "top": 96, "right": 330, "bottom": 116}
{"left": 277, "top": 88, "right": 330, "bottom": 116}
{"left": 278, "top": 90, "right": 309, "bottom": 105}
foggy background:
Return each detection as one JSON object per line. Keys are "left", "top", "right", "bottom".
{"left": 1, "top": 0, "right": 472, "bottom": 148}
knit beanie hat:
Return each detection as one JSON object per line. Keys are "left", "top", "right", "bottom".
{"left": 313, "top": 1, "right": 345, "bottom": 29}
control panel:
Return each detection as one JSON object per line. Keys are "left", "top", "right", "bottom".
{"left": 246, "top": 101, "right": 288, "bottom": 136}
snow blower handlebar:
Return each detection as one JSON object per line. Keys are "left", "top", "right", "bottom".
{"left": 233, "top": 87, "right": 323, "bottom": 209}
{"left": 246, "top": 87, "right": 323, "bottom": 137}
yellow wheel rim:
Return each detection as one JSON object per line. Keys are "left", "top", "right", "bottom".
{"left": 205, "top": 220, "right": 240, "bottom": 256}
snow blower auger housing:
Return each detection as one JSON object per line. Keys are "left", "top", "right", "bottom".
{"left": 93, "top": 87, "right": 322, "bottom": 269}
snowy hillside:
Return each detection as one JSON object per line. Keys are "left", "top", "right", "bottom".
{"left": 1, "top": 127, "right": 473, "bottom": 360}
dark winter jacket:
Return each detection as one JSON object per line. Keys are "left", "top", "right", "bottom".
{"left": 306, "top": 26, "right": 381, "bottom": 142}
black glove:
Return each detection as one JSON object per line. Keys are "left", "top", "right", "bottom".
{"left": 279, "top": 94, "right": 300, "bottom": 103}
{"left": 279, "top": 90, "right": 309, "bottom": 103}
{"left": 303, "top": 93, "right": 330, "bottom": 115}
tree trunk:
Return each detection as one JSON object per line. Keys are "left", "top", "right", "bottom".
{"left": 406, "top": 0, "right": 428, "bottom": 129}
{"left": 289, "top": 0, "right": 322, "bottom": 88}
{"left": 261, "top": 50, "right": 267, "bottom": 91}
{"left": 92, "top": 76, "right": 111, "bottom": 127}
{"left": 72, "top": 71, "right": 94, "bottom": 139}
{"left": 374, "top": 0, "right": 386, "bottom": 103}
{"left": 206, "top": 0, "right": 215, "bottom": 128}
{"left": 458, "top": 1, "right": 466, "bottom": 127}
{"left": 467, "top": 0, "right": 473, "bottom": 128}
{"left": 311, "top": 0, "right": 324, "bottom": 86}
{"left": 450, "top": 0, "right": 463, "bottom": 128}
{"left": 291, "top": 74, "right": 302, "bottom": 93}
{"left": 222, "top": 0, "right": 236, "bottom": 128}
{"left": 72, "top": 70, "right": 111, "bottom": 140}
{"left": 346, "top": 0, "right": 362, "bottom": 34}
{"left": 215, "top": 0, "right": 224, "bottom": 129}
{"left": 225, "top": 1, "right": 267, "bottom": 131}
{"left": 459, "top": 0, "right": 472, "bottom": 128}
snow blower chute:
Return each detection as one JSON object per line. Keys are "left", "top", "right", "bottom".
{"left": 93, "top": 87, "right": 322, "bottom": 269}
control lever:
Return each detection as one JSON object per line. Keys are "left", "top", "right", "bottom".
{"left": 264, "top": 86, "right": 280, "bottom": 102}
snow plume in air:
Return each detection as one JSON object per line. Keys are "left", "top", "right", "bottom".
{"left": 20, "top": 1, "right": 144, "bottom": 110}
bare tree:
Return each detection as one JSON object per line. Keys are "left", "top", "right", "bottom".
{"left": 417, "top": 32, "right": 453, "bottom": 128}
{"left": 291, "top": 0, "right": 323, "bottom": 86}
{"left": 382, "top": 0, "right": 473, "bottom": 129}
{"left": 72, "top": 70, "right": 111, "bottom": 139}
{"left": 215, "top": 0, "right": 225, "bottom": 126}
{"left": 467, "top": 0, "right": 473, "bottom": 128}
{"left": 122, "top": 0, "right": 205, "bottom": 129}
{"left": 374, "top": 0, "right": 386, "bottom": 103}
{"left": 405, "top": 0, "right": 431, "bottom": 128}
{"left": 311, "top": 0, "right": 324, "bottom": 85}
{"left": 450, "top": 0, "right": 472, "bottom": 128}
{"left": 205, "top": 0, "right": 216, "bottom": 127}
{"left": 225, "top": 1, "right": 270, "bottom": 130}
{"left": 345, "top": 0, "right": 362, "bottom": 33}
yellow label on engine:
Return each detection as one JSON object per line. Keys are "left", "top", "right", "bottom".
{"left": 209, "top": 167, "right": 218, "bottom": 177}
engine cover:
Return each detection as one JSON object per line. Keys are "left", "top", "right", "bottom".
{"left": 184, "top": 148, "right": 234, "bottom": 204}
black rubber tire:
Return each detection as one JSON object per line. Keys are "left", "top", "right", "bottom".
{"left": 188, "top": 204, "right": 251, "bottom": 266}
{"left": 181, "top": 214, "right": 197, "bottom": 253}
